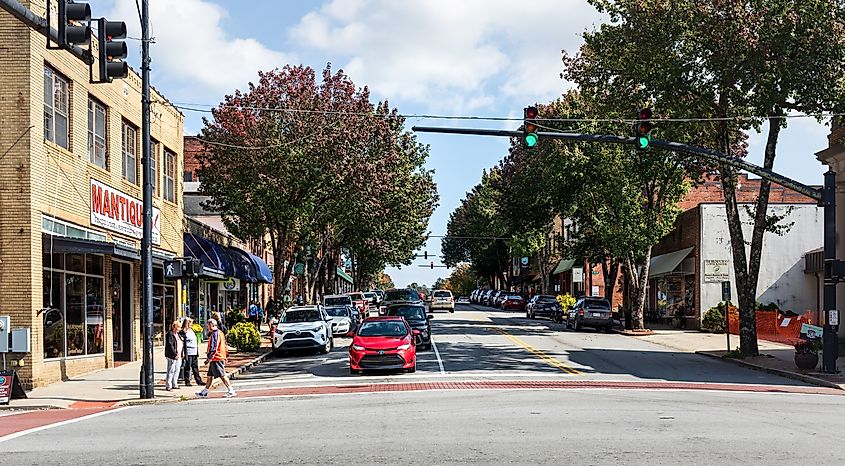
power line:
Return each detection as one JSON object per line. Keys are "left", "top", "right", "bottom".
{"left": 168, "top": 101, "right": 844, "bottom": 125}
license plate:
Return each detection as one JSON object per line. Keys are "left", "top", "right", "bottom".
{"left": 592, "top": 312, "right": 603, "bottom": 317}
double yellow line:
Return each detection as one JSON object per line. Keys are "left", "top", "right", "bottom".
{"left": 489, "top": 326, "right": 582, "bottom": 375}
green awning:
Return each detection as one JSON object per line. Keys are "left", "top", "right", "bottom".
{"left": 552, "top": 258, "right": 576, "bottom": 275}
{"left": 649, "top": 247, "right": 694, "bottom": 278}
{"left": 337, "top": 267, "right": 353, "bottom": 284}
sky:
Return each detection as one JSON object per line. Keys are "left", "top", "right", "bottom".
{"left": 91, "top": 0, "right": 834, "bottom": 290}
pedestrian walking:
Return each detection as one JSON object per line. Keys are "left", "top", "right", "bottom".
{"left": 248, "top": 301, "right": 260, "bottom": 330}
{"left": 212, "top": 310, "right": 228, "bottom": 335}
{"left": 257, "top": 305, "right": 265, "bottom": 332}
{"left": 196, "top": 319, "right": 236, "bottom": 398}
{"left": 164, "top": 321, "right": 184, "bottom": 391}
{"left": 181, "top": 317, "right": 204, "bottom": 386}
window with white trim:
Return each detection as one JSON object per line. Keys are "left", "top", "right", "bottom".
{"left": 88, "top": 98, "right": 107, "bottom": 168}
{"left": 164, "top": 149, "right": 176, "bottom": 202}
{"left": 150, "top": 140, "right": 160, "bottom": 196}
{"left": 122, "top": 122, "right": 138, "bottom": 184}
{"left": 44, "top": 67, "right": 69, "bottom": 149}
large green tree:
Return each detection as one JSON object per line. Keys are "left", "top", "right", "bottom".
{"left": 564, "top": 0, "right": 845, "bottom": 352}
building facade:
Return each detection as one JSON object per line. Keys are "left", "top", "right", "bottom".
{"left": 648, "top": 178, "right": 820, "bottom": 328}
{"left": 1, "top": 4, "right": 184, "bottom": 388}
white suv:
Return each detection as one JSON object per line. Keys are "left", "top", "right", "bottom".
{"left": 273, "top": 305, "right": 333, "bottom": 355}
{"left": 430, "top": 290, "right": 455, "bottom": 312}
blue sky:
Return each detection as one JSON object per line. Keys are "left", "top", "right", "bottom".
{"left": 93, "top": 0, "right": 833, "bottom": 290}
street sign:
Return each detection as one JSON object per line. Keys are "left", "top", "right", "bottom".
{"left": 163, "top": 259, "right": 183, "bottom": 279}
{"left": 520, "top": 257, "right": 529, "bottom": 267}
{"left": 705, "top": 260, "right": 730, "bottom": 282}
{"left": 0, "top": 370, "right": 26, "bottom": 405}
{"left": 721, "top": 281, "right": 731, "bottom": 302}
{"left": 801, "top": 323, "right": 824, "bottom": 340}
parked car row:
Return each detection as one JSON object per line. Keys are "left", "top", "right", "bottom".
{"left": 470, "top": 289, "right": 527, "bottom": 311}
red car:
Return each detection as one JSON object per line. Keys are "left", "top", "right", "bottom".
{"left": 347, "top": 291, "right": 370, "bottom": 316}
{"left": 501, "top": 295, "right": 526, "bottom": 312}
{"left": 349, "top": 317, "right": 419, "bottom": 374}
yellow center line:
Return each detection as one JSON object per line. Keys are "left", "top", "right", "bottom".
{"left": 488, "top": 326, "right": 582, "bottom": 376}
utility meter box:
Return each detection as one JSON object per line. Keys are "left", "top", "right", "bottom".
{"left": 0, "top": 316, "right": 9, "bottom": 353}
{"left": 11, "top": 328, "right": 30, "bottom": 353}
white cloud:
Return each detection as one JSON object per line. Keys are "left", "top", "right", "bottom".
{"left": 290, "top": 0, "right": 603, "bottom": 111}
{"left": 104, "top": 0, "right": 294, "bottom": 98}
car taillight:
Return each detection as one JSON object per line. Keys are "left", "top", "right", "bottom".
{"left": 578, "top": 309, "right": 584, "bottom": 316}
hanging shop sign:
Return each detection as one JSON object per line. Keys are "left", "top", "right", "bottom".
{"left": 572, "top": 267, "right": 584, "bottom": 283}
{"left": 90, "top": 179, "right": 161, "bottom": 245}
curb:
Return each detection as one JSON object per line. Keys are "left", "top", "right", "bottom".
{"left": 210, "top": 349, "right": 272, "bottom": 389}
{"left": 695, "top": 351, "right": 845, "bottom": 391}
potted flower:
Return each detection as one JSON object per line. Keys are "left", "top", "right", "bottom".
{"left": 191, "top": 322, "right": 203, "bottom": 343}
{"left": 793, "top": 338, "right": 822, "bottom": 370}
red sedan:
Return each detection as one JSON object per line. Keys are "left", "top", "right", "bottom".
{"left": 501, "top": 295, "right": 526, "bottom": 312}
{"left": 349, "top": 317, "right": 418, "bottom": 374}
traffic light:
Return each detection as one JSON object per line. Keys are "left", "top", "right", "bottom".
{"left": 424, "top": 251, "right": 428, "bottom": 260}
{"left": 523, "top": 106, "right": 539, "bottom": 148}
{"left": 97, "top": 18, "right": 128, "bottom": 81}
{"left": 58, "top": 1, "right": 91, "bottom": 48}
{"left": 633, "top": 108, "right": 653, "bottom": 150}
{"left": 430, "top": 262, "right": 434, "bottom": 270}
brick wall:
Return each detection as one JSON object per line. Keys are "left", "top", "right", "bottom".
{"left": 184, "top": 136, "right": 202, "bottom": 181}
{"left": 678, "top": 175, "right": 817, "bottom": 212}
{"left": 1, "top": 5, "right": 184, "bottom": 387}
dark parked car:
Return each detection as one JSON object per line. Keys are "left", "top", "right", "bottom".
{"left": 381, "top": 288, "right": 424, "bottom": 315}
{"left": 527, "top": 295, "right": 560, "bottom": 319}
{"left": 493, "top": 291, "right": 509, "bottom": 308}
{"left": 386, "top": 303, "right": 432, "bottom": 350}
{"left": 482, "top": 290, "right": 499, "bottom": 307}
{"left": 567, "top": 297, "right": 613, "bottom": 332}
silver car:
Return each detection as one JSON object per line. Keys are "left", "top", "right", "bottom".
{"left": 566, "top": 298, "right": 613, "bottom": 332}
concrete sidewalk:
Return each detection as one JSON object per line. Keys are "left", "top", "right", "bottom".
{"left": 4, "top": 333, "right": 271, "bottom": 410}
{"left": 626, "top": 329, "right": 845, "bottom": 390}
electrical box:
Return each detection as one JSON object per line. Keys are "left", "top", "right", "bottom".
{"left": 0, "top": 317, "right": 8, "bottom": 353}
{"left": 11, "top": 328, "right": 30, "bottom": 353}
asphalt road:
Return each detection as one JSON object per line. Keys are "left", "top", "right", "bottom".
{"left": 5, "top": 304, "right": 844, "bottom": 465}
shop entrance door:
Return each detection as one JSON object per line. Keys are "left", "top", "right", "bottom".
{"left": 111, "top": 261, "right": 133, "bottom": 361}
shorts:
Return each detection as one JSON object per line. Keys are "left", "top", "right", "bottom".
{"left": 207, "top": 360, "right": 226, "bottom": 378}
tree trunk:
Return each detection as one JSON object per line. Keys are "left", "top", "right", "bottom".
{"left": 623, "top": 257, "right": 639, "bottom": 330}
{"left": 602, "top": 259, "right": 620, "bottom": 308}
{"left": 632, "top": 247, "right": 651, "bottom": 330}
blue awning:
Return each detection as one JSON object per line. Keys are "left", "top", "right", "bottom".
{"left": 226, "top": 246, "right": 258, "bottom": 282}
{"left": 184, "top": 234, "right": 230, "bottom": 278}
{"left": 248, "top": 252, "right": 273, "bottom": 283}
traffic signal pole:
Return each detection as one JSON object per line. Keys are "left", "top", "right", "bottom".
{"left": 413, "top": 124, "right": 839, "bottom": 372}
{"left": 140, "top": 0, "right": 155, "bottom": 398}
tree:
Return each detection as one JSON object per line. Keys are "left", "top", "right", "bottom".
{"left": 432, "top": 277, "right": 448, "bottom": 291}
{"left": 445, "top": 264, "right": 480, "bottom": 297}
{"left": 564, "top": 0, "right": 845, "bottom": 353}
{"left": 198, "top": 64, "right": 438, "bottom": 301}
{"left": 375, "top": 272, "right": 395, "bottom": 290}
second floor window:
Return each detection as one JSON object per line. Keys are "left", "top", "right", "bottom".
{"left": 164, "top": 150, "right": 176, "bottom": 202}
{"left": 44, "top": 67, "right": 69, "bottom": 149}
{"left": 150, "top": 141, "right": 159, "bottom": 196}
{"left": 88, "top": 99, "right": 107, "bottom": 169}
{"left": 122, "top": 122, "right": 138, "bottom": 184}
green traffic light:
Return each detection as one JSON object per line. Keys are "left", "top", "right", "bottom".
{"left": 637, "top": 134, "right": 650, "bottom": 149}
{"left": 524, "top": 133, "right": 538, "bottom": 147}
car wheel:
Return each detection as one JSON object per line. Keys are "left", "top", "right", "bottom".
{"left": 449, "top": 308, "right": 454, "bottom": 313}
{"left": 574, "top": 318, "right": 582, "bottom": 332}
{"left": 350, "top": 368, "right": 359, "bottom": 375}
{"left": 407, "top": 364, "right": 416, "bottom": 373}
{"left": 320, "top": 337, "right": 331, "bottom": 354}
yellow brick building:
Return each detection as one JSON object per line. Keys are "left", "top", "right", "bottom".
{"left": 0, "top": 2, "right": 184, "bottom": 388}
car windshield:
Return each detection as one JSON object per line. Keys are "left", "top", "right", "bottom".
{"left": 508, "top": 296, "right": 522, "bottom": 300}
{"left": 281, "top": 310, "right": 322, "bottom": 323}
{"left": 349, "top": 293, "right": 364, "bottom": 301}
{"left": 357, "top": 321, "right": 408, "bottom": 337}
{"left": 433, "top": 291, "right": 451, "bottom": 297}
{"left": 388, "top": 306, "right": 426, "bottom": 320}
{"left": 585, "top": 299, "right": 611, "bottom": 309}
{"left": 385, "top": 290, "right": 417, "bottom": 301}
{"left": 537, "top": 296, "right": 557, "bottom": 302}
{"left": 363, "top": 292, "right": 376, "bottom": 299}
{"left": 325, "top": 308, "right": 349, "bottom": 317}
{"left": 325, "top": 297, "right": 352, "bottom": 306}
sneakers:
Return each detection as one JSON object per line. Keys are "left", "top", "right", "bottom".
{"left": 225, "top": 389, "right": 237, "bottom": 398}
{"left": 196, "top": 389, "right": 208, "bottom": 397}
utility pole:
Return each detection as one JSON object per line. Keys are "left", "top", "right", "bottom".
{"left": 140, "top": 0, "right": 154, "bottom": 399}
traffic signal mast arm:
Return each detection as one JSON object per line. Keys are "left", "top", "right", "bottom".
{"left": 410, "top": 125, "right": 821, "bottom": 201}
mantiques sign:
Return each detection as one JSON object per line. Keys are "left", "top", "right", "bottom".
{"left": 90, "top": 179, "right": 161, "bottom": 245}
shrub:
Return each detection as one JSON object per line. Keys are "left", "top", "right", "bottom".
{"left": 227, "top": 322, "right": 261, "bottom": 352}
{"left": 556, "top": 293, "right": 576, "bottom": 310}
{"left": 794, "top": 338, "right": 822, "bottom": 354}
{"left": 702, "top": 302, "right": 729, "bottom": 332}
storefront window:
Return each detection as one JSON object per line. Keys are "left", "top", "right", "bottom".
{"left": 152, "top": 266, "right": 176, "bottom": 345}
{"left": 43, "top": 253, "right": 106, "bottom": 358}
{"left": 43, "top": 271, "right": 65, "bottom": 359}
